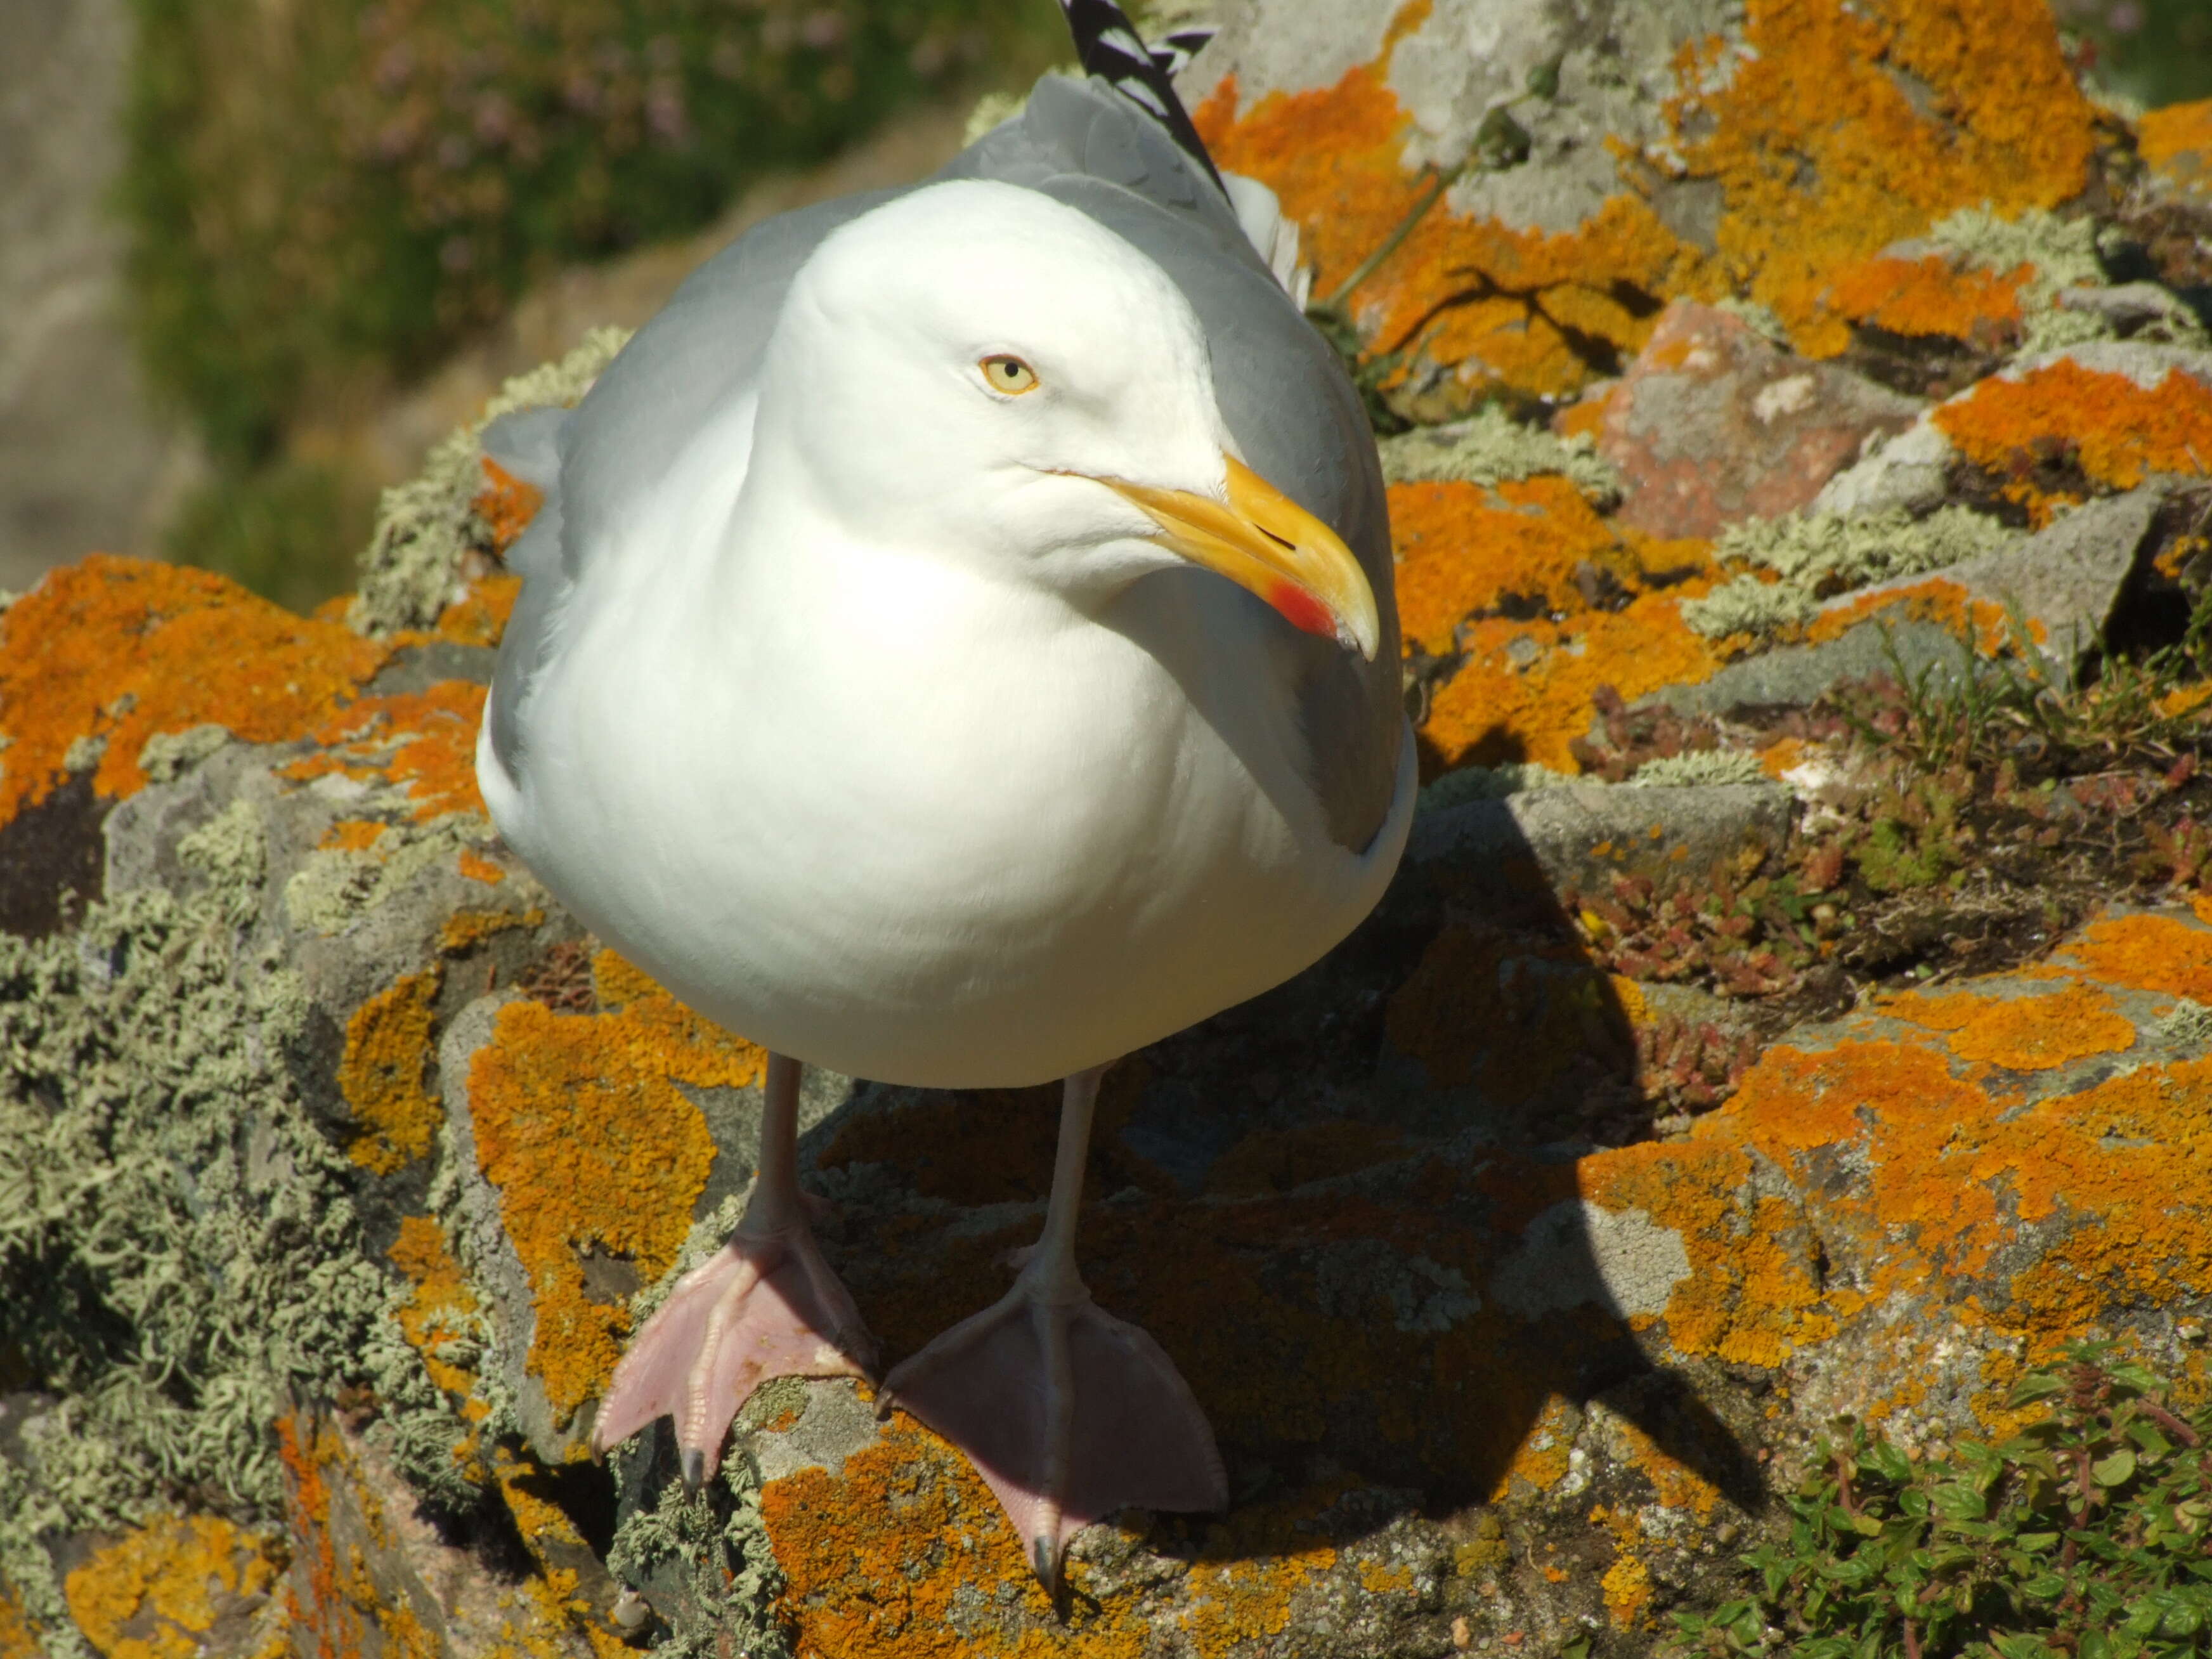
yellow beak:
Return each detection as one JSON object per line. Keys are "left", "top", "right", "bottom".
{"left": 1092, "top": 455, "right": 1380, "bottom": 660}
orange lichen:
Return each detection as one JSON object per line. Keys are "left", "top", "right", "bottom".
{"left": 1882, "top": 981, "right": 2137, "bottom": 1070}
{"left": 1936, "top": 360, "right": 2212, "bottom": 524}
{"left": 2140, "top": 98, "right": 2212, "bottom": 197}
{"left": 318, "top": 818, "right": 387, "bottom": 852}
{"left": 1421, "top": 590, "right": 1724, "bottom": 772}
{"left": 1194, "top": 65, "right": 1700, "bottom": 406}
{"left": 1805, "top": 578, "right": 2023, "bottom": 653}
{"left": 337, "top": 970, "right": 443, "bottom": 1175}
{"left": 1600, "top": 1552, "right": 1653, "bottom": 1629}
{"left": 1487, "top": 1395, "right": 1580, "bottom": 1501}
{"left": 0, "top": 556, "right": 386, "bottom": 829}
{"left": 438, "top": 906, "right": 533, "bottom": 954}
{"left": 1825, "top": 254, "right": 2028, "bottom": 343}
{"left": 0, "top": 1594, "right": 35, "bottom": 1659}
{"left": 474, "top": 458, "right": 543, "bottom": 554}
{"left": 1587, "top": 919, "right": 2212, "bottom": 1409}
{"left": 434, "top": 573, "right": 523, "bottom": 649}
{"left": 465, "top": 963, "right": 765, "bottom": 1416}
{"left": 1657, "top": 0, "right": 2097, "bottom": 356}
{"left": 63, "top": 1514, "right": 278, "bottom": 1659}
{"left": 763, "top": 1410, "right": 1339, "bottom": 1657}
{"left": 2057, "top": 911, "right": 2212, "bottom": 1003}
{"left": 283, "top": 681, "right": 488, "bottom": 821}
{"left": 387, "top": 1215, "right": 486, "bottom": 1409}
{"left": 1389, "top": 477, "right": 1634, "bottom": 657}
{"left": 456, "top": 848, "right": 505, "bottom": 884}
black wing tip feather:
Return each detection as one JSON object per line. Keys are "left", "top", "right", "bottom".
{"left": 1055, "top": 1, "right": 1225, "bottom": 190}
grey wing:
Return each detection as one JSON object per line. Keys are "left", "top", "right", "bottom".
{"left": 483, "top": 188, "right": 908, "bottom": 788}
{"left": 947, "top": 77, "right": 1405, "bottom": 853}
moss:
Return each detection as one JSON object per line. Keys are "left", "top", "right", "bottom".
{"left": 2156, "top": 997, "right": 2212, "bottom": 1047}
{"left": 608, "top": 1463, "right": 786, "bottom": 1659}
{"left": 1681, "top": 506, "right": 2020, "bottom": 641}
{"left": 135, "top": 726, "right": 230, "bottom": 787}
{"left": 348, "top": 329, "right": 630, "bottom": 637}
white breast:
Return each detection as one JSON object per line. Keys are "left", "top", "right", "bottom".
{"left": 482, "top": 490, "right": 1412, "bottom": 1089}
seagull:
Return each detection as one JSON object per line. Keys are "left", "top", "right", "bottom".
{"left": 474, "top": 0, "right": 1414, "bottom": 1587}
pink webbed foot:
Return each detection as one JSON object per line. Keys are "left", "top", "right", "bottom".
{"left": 592, "top": 1221, "right": 877, "bottom": 1487}
{"left": 880, "top": 1266, "right": 1226, "bottom": 1587}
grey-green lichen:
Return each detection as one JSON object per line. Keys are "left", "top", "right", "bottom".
{"left": 2154, "top": 998, "right": 2212, "bottom": 1050}
{"left": 348, "top": 326, "right": 632, "bottom": 637}
{"left": 1919, "top": 206, "right": 2117, "bottom": 357}
{"left": 283, "top": 813, "right": 494, "bottom": 936}
{"left": 1378, "top": 404, "right": 1620, "bottom": 500}
{"left": 1681, "top": 505, "right": 2020, "bottom": 640}
{"left": 138, "top": 724, "right": 231, "bottom": 785}
{"left": 1626, "top": 750, "right": 1769, "bottom": 788}
{"left": 0, "top": 809, "right": 445, "bottom": 1641}
{"left": 608, "top": 1458, "right": 790, "bottom": 1659}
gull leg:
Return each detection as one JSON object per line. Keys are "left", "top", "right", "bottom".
{"left": 880, "top": 1064, "right": 1226, "bottom": 1587}
{"left": 592, "top": 1052, "right": 877, "bottom": 1485}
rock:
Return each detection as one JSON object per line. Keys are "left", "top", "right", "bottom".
{"left": 1407, "top": 779, "right": 1793, "bottom": 905}
{"left": 1807, "top": 415, "right": 1956, "bottom": 519}
{"left": 1591, "top": 301, "right": 1925, "bottom": 539}
{"left": 8, "top": 4, "right": 2212, "bottom": 1653}
{"left": 1845, "top": 486, "right": 2167, "bottom": 663}
{"left": 1186, "top": 0, "right": 2101, "bottom": 408}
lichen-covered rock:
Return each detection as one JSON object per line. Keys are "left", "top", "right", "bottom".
{"left": 4, "top": 3, "right": 2212, "bottom": 1655}
{"left": 1591, "top": 301, "right": 1925, "bottom": 540}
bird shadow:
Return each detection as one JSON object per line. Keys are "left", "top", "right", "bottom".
{"left": 795, "top": 794, "right": 1772, "bottom": 1575}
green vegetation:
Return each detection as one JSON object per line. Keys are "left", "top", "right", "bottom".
{"left": 2057, "top": 0, "right": 2212, "bottom": 110}
{"left": 119, "top": 0, "right": 1063, "bottom": 603}
{"left": 1669, "top": 1344, "right": 2212, "bottom": 1658}
{"left": 1840, "top": 594, "right": 2212, "bottom": 782}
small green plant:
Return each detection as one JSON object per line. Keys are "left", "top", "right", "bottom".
{"left": 1669, "top": 1343, "right": 2212, "bottom": 1658}
{"left": 1838, "top": 594, "right": 2212, "bottom": 784}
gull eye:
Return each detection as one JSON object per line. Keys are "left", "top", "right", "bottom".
{"left": 979, "top": 354, "right": 1039, "bottom": 396}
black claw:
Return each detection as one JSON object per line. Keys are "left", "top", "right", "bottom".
{"left": 1032, "top": 1533, "right": 1058, "bottom": 1592}
{"left": 681, "top": 1447, "right": 706, "bottom": 1492}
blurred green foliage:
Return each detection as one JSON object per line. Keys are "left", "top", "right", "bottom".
{"left": 2058, "top": 0, "right": 2212, "bottom": 110}
{"left": 161, "top": 461, "right": 363, "bottom": 619}
{"left": 120, "top": 0, "right": 1061, "bottom": 602}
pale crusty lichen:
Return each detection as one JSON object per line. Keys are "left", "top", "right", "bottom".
{"left": 347, "top": 326, "right": 632, "bottom": 637}
{"left": 1681, "top": 505, "right": 2019, "bottom": 640}
{"left": 1377, "top": 404, "right": 1620, "bottom": 500}
{"left": 1625, "top": 750, "right": 1769, "bottom": 789}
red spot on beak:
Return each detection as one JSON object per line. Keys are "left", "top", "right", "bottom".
{"left": 1266, "top": 580, "right": 1338, "bottom": 642}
